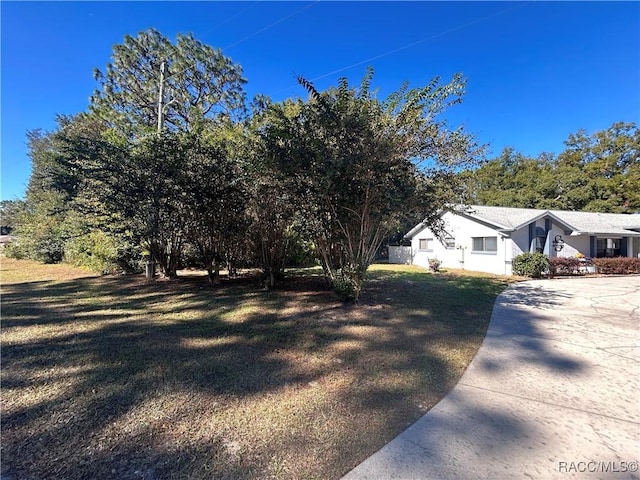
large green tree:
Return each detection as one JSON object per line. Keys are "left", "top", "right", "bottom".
{"left": 263, "top": 69, "right": 485, "bottom": 300}
{"left": 91, "top": 28, "right": 247, "bottom": 137}
{"left": 181, "top": 125, "right": 251, "bottom": 284}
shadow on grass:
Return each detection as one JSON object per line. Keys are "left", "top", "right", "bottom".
{"left": 336, "top": 274, "right": 592, "bottom": 478}
{"left": 0, "top": 268, "right": 585, "bottom": 480}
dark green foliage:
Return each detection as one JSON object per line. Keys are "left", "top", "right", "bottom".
{"left": 512, "top": 252, "right": 549, "bottom": 278}
{"left": 12, "top": 30, "right": 496, "bottom": 295}
{"left": 465, "top": 122, "right": 640, "bottom": 213}
{"left": 91, "top": 28, "right": 247, "bottom": 136}
{"left": 284, "top": 231, "right": 317, "bottom": 268}
{"left": 263, "top": 69, "right": 484, "bottom": 299}
{"left": 0, "top": 200, "right": 26, "bottom": 230}
{"left": 5, "top": 229, "right": 64, "bottom": 264}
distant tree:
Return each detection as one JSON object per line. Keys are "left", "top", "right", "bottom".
{"left": 0, "top": 200, "right": 26, "bottom": 232}
{"left": 465, "top": 122, "right": 640, "bottom": 213}
{"left": 556, "top": 122, "right": 639, "bottom": 212}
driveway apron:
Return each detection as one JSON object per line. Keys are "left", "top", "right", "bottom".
{"left": 343, "top": 276, "right": 640, "bottom": 480}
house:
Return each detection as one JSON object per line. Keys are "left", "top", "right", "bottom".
{"left": 398, "top": 205, "right": 640, "bottom": 275}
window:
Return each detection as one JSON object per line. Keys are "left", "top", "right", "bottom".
{"left": 531, "top": 226, "right": 546, "bottom": 253}
{"left": 472, "top": 236, "right": 497, "bottom": 253}
{"left": 596, "top": 238, "right": 621, "bottom": 258}
{"left": 418, "top": 238, "right": 433, "bottom": 251}
{"left": 443, "top": 236, "right": 456, "bottom": 249}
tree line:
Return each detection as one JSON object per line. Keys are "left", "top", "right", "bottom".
{"left": 462, "top": 122, "right": 639, "bottom": 213}
{"left": 2, "top": 29, "right": 484, "bottom": 300}
{"left": 3, "top": 30, "right": 637, "bottom": 300}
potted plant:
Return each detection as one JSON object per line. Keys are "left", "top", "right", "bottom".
{"left": 576, "top": 253, "right": 596, "bottom": 274}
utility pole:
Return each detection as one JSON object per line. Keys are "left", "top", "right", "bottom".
{"left": 146, "top": 60, "right": 166, "bottom": 281}
{"left": 156, "top": 61, "right": 165, "bottom": 135}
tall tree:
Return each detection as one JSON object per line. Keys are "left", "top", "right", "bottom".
{"left": 265, "top": 69, "right": 485, "bottom": 300}
{"left": 248, "top": 98, "right": 305, "bottom": 288}
{"left": 557, "top": 122, "right": 639, "bottom": 212}
{"left": 91, "top": 28, "right": 247, "bottom": 137}
{"left": 11, "top": 115, "right": 108, "bottom": 264}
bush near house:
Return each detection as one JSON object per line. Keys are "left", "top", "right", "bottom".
{"left": 428, "top": 258, "right": 442, "bottom": 272}
{"left": 548, "top": 257, "right": 585, "bottom": 277}
{"left": 512, "top": 252, "right": 549, "bottom": 278}
{"left": 592, "top": 257, "right": 640, "bottom": 275}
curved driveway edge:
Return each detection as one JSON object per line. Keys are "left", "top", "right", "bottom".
{"left": 343, "top": 276, "right": 640, "bottom": 480}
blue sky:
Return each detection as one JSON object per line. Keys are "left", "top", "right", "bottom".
{"left": 2, "top": 1, "right": 639, "bottom": 201}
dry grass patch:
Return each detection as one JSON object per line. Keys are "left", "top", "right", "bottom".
{"left": 1, "top": 259, "right": 513, "bottom": 480}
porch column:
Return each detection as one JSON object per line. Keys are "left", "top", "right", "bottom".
{"left": 529, "top": 223, "right": 535, "bottom": 249}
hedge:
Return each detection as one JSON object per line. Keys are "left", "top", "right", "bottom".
{"left": 592, "top": 257, "right": 640, "bottom": 275}
{"left": 548, "top": 257, "right": 584, "bottom": 277}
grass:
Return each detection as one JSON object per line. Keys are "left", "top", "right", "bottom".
{"left": 1, "top": 258, "right": 515, "bottom": 480}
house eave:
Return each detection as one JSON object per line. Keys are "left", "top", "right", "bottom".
{"left": 571, "top": 230, "right": 640, "bottom": 237}
{"left": 512, "top": 210, "right": 577, "bottom": 232}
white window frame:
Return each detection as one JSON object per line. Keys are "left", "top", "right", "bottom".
{"left": 418, "top": 238, "right": 433, "bottom": 251}
{"left": 472, "top": 236, "right": 498, "bottom": 254}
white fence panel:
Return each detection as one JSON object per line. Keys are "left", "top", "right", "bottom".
{"left": 389, "top": 246, "right": 413, "bottom": 264}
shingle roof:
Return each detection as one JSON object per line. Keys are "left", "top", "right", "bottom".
{"left": 463, "top": 205, "right": 640, "bottom": 236}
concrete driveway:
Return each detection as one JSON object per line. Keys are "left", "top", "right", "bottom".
{"left": 343, "top": 276, "right": 640, "bottom": 480}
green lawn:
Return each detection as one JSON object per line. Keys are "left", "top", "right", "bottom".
{"left": 1, "top": 258, "right": 513, "bottom": 480}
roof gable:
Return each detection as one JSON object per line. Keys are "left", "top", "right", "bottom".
{"left": 405, "top": 205, "right": 640, "bottom": 239}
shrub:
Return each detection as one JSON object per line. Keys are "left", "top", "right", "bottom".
{"left": 332, "top": 267, "right": 361, "bottom": 302}
{"left": 592, "top": 257, "right": 640, "bottom": 275}
{"left": 548, "top": 257, "right": 584, "bottom": 277}
{"left": 512, "top": 252, "right": 549, "bottom": 278}
{"left": 63, "top": 231, "right": 143, "bottom": 274}
{"left": 3, "top": 241, "right": 26, "bottom": 260}
{"left": 4, "top": 225, "right": 65, "bottom": 264}
{"left": 428, "top": 258, "right": 442, "bottom": 272}
{"left": 65, "top": 231, "right": 119, "bottom": 273}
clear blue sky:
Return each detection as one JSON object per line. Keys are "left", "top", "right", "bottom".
{"left": 2, "top": 1, "right": 639, "bottom": 201}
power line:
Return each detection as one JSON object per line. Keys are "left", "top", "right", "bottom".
{"left": 223, "top": 1, "right": 320, "bottom": 51}
{"left": 272, "top": 2, "right": 530, "bottom": 96}
{"left": 209, "top": 1, "right": 262, "bottom": 32}
{"left": 157, "top": 1, "right": 320, "bottom": 131}
{"left": 164, "top": 1, "right": 319, "bottom": 81}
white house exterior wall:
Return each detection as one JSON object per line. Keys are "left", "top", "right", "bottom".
{"left": 409, "top": 212, "right": 511, "bottom": 275}
{"left": 511, "top": 227, "right": 528, "bottom": 257}
{"left": 510, "top": 219, "right": 590, "bottom": 259}
{"left": 405, "top": 207, "right": 640, "bottom": 276}
{"left": 558, "top": 235, "right": 590, "bottom": 258}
